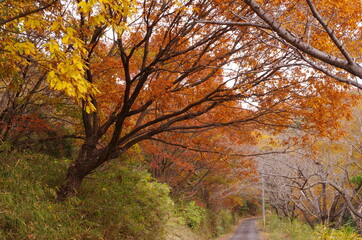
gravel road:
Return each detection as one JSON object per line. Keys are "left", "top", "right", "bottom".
{"left": 229, "top": 217, "right": 260, "bottom": 240}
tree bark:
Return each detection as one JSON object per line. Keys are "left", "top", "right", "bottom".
{"left": 57, "top": 143, "right": 103, "bottom": 201}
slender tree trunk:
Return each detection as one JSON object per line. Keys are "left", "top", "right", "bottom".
{"left": 334, "top": 204, "right": 347, "bottom": 228}
{"left": 357, "top": 204, "right": 362, "bottom": 235}
{"left": 321, "top": 183, "right": 327, "bottom": 223}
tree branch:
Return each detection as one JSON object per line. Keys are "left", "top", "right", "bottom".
{"left": 243, "top": 0, "right": 362, "bottom": 81}
{"left": 0, "top": 0, "right": 59, "bottom": 26}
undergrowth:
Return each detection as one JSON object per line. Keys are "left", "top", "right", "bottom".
{"left": 0, "top": 152, "right": 173, "bottom": 239}
{"left": 261, "top": 214, "right": 362, "bottom": 240}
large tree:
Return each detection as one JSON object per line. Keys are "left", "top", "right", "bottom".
{"left": 1, "top": 0, "right": 356, "bottom": 200}
{"left": 59, "top": 0, "right": 360, "bottom": 199}
{"left": 58, "top": 0, "right": 290, "bottom": 199}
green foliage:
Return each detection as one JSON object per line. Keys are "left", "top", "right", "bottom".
{"left": 233, "top": 201, "right": 251, "bottom": 216}
{"left": 0, "top": 152, "right": 175, "bottom": 240}
{"left": 262, "top": 214, "right": 314, "bottom": 240}
{"left": 192, "top": 208, "right": 237, "bottom": 238}
{"left": 351, "top": 174, "right": 362, "bottom": 185}
{"left": 0, "top": 153, "right": 90, "bottom": 240}
{"left": 219, "top": 210, "right": 234, "bottom": 228}
{"left": 0, "top": 151, "right": 245, "bottom": 240}
{"left": 177, "top": 201, "right": 206, "bottom": 230}
{"left": 172, "top": 201, "right": 237, "bottom": 238}
{"left": 214, "top": 209, "right": 236, "bottom": 236}
{"left": 80, "top": 164, "right": 174, "bottom": 240}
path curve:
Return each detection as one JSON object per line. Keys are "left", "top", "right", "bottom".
{"left": 229, "top": 217, "right": 260, "bottom": 240}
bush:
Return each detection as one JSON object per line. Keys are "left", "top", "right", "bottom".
{"left": 80, "top": 164, "right": 174, "bottom": 240}
{"left": 216, "top": 209, "right": 236, "bottom": 235}
{"left": 192, "top": 208, "right": 237, "bottom": 238}
{"left": 0, "top": 152, "right": 92, "bottom": 240}
{"left": 177, "top": 201, "right": 206, "bottom": 230}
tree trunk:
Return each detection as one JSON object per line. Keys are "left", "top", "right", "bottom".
{"left": 334, "top": 204, "right": 347, "bottom": 228}
{"left": 57, "top": 144, "right": 103, "bottom": 201}
{"left": 297, "top": 205, "right": 315, "bottom": 228}
{"left": 357, "top": 204, "right": 362, "bottom": 235}
{"left": 319, "top": 183, "right": 328, "bottom": 224}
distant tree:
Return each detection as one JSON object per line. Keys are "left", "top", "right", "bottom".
{"left": 258, "top": 117, "right": 362, "bottom": 229}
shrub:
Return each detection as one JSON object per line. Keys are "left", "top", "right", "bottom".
{"left": 0, "top": 153, "right": 94, "bottom": 240}
{"left": 193, "top": 208, "right": 237, "bottom": 238}
{"left": 217, "top": 209, "right": 236, "bottom": 235}
{"left": 177, "top": 201, "right": 206, "bottom": 230}
{"left": 80, "top": 164, "right": 174, "bottom": 240}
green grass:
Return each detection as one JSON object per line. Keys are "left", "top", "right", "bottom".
{"left": 261, "top": 214, "right": 314, "bottom": 240}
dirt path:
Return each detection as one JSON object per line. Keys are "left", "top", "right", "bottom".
{"left": 228, "top": 217, "right": 260, "bottom": 240}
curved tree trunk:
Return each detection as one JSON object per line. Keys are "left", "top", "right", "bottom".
{"left": 57, "top": 144, "right": 104, "bottom": 201}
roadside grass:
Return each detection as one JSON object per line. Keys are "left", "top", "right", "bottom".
{"left": 259, "top": 214, "right": 313, "bottom": 240}
{"left": 259, "top": 214, "right": 362, "bottom": 240}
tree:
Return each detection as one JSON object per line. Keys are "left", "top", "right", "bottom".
{"left": 58, "top": 0, "right": 282, "bottom": 199}
{"left": 60, "top": 0, "right": 362, "bottom": 199}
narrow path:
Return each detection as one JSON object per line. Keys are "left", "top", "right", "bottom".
{"left": 229, "top": 217, "right": 260, "bottom": 240}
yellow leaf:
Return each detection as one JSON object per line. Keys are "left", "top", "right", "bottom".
{"left": 72, "top": 58, "right": 84, "bottom": 70}
{"left": 51, "top": 21, "right": 60, "bottom": 31}
{"left": 85, "top": 103, "right": 96, "bottom": 113}
{"left": 78, "top": 0, "right": 87, "bottom": 8}
{"left": 77, "top": 83, "right": 88, "bottom": 93}
{"left": 78, "top": 1, "right": 92, "bottom": 13}
{"left": 62, "top": 35, "right": 70, "bottom": 45}
{"left": 67, "top": 27, "right": 76, "bottom": 36}
{"left": 48, "top": 41, "right": 59, "bottom": 53}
